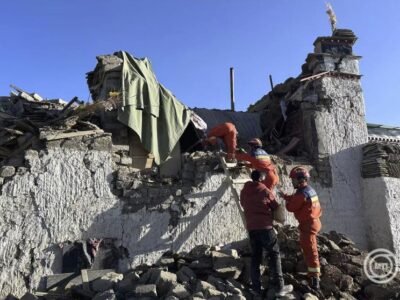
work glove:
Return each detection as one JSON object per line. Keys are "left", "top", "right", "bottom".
{"left": 236, "top": 148, "right": 246, "bottom": 154}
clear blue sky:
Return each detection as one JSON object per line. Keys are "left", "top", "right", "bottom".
{"left": 0, "top": 1, "right": 399, "bottom": 125}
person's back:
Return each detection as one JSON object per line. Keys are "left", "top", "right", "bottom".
{"left": 240, "top": 170, "right": 293, "bottom": 298}
{"left": 205, "top": 122, "right": 237, "bottom": 160}
{"left": 240, "top": 180, "right": 276, "bottom": 231}
{"left": 236, "top": 138, "right": 280, "bottom": 189}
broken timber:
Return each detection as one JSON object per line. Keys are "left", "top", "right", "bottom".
{"left": 40, "top": 129, "right": 104, "bottom": 141}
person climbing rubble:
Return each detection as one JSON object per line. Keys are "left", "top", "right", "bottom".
{"left": 235, "top": 138, "right": 279, "bottom": 190}
{"left": 240, "top": 170, "right": 293, "bottom": 298}
{"left": 203, "top": 122, "right": 237, "bottom": 162}
{"left": 278, "top": 166, "right": 322, "bottom": 290}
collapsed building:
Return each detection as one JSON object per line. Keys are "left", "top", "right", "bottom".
{"left": 0, "top": 28, "right": 400, "bottom": 299}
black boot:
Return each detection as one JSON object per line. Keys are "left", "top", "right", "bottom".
{"left": 310, "top": 276, "right": 320, "bottom": 290}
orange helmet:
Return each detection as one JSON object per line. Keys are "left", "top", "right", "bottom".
{"left": 289, "top": 166, "right": 310, "bottom": 180}
{"left": 248, "top": 138, "right": 262, "bottom": 147}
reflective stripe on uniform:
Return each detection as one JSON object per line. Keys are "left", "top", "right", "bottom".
{"left": 308, "top": 267, "right": 320, "bottom": 273}
{"left": 310, "top": 195, "right": 319, "bottom": 202}
{"left": 255, "top": 155, "right": 270, "bottom": 160}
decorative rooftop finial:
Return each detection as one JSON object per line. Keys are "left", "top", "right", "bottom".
{"left": 326, "top": 2, "right": 337, "bottom": 33}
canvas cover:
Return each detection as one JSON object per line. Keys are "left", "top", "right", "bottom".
{"left": 116, "top": 51, "right": 191, "bottom": 165}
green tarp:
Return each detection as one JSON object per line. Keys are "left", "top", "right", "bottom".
{"left": 116, "top": 51, "right": 191, "bottom": 165}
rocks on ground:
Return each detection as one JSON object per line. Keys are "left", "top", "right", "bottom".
{"left": 14, "top": 225, "right": 400, "bottom": 300}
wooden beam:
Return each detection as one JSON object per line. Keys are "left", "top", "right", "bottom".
{"left": 40, "top": 129, "right": 104, "bottom": 141}
{"left": 81, "top": 269, "right": 90, "bottom": 291}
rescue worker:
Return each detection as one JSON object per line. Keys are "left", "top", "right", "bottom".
{"left": 278, "top": 166, "right": 322, "bottom": 290}
{"left": 236, "top": 138, "right": 279, "bottom": 190}
{"left": 240, "top": 170, "right": 293, "bottom": 298}
{"left": 203, "top": 122, "right": 237, "bottom": 161}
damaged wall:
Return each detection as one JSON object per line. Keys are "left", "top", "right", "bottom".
{"left": 248, "top": 29, "right": 369, "bottom": 248}
{"left": 0, "top": 140, "right": 249, "bottom": 297}
{"left": 362, "top": 177, "right": 400, "bottom": 264}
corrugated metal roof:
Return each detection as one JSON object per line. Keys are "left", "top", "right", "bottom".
{"left": 367, "top": 123, "right": 400, "bottom": 143}
{"left": 192, "top": 108, "right": 262, "bottom": 145}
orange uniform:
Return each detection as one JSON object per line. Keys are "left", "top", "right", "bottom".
{"left": 207, "top": 122, "right": 237, "bottom": 159}
{"left": 236, "top": 149, "right": 279, "bottom": 190}
{"left": 283, "top": 184, "right": 322, "bottom": 277}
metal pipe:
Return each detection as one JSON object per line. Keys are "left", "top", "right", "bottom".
{"left": 269, "top": 74, "right": 274, "bottom": 93}
{"left": 230, "top": 67, "right": 235, "bottom": 111}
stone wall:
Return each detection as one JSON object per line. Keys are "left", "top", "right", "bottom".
{"left": 307, "top": 75, "right": 369, "bottom": 249}
{"left": 0, "top": 144, "right": 249, "bottom": 297}
{"left": 362, "top": 177, "right": 400, "bottom": 264}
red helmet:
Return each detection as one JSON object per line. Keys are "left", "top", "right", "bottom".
{"left": 248, "top": 138, "right": 262, "bottom": 147}
{"left": 289, "top": 166, "right": 310, "bottom": 180}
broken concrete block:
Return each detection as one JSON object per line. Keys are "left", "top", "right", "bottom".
{"left": 176, "top": 265, "right": 196, "bottom": 283}
{"left": 0, "top": 166, "right": 15, "bottom": 178}
{"left": 31, "top": 93, "right": 43, "bottom": 101}
{"left": 112, "top": 153, "right": 121, "bottom": 163}
{"left": 155, "top": 270, "right": 177, "bottom": 296}
{"left": 189, "top": 257, "right": 213, "bottom": 270}
{"left": 211, "top": 251, "right": 243, "bottom": 279}
{"left": 339, "top": 274, "right": 354, "bottom": 291}
{"left": 195, "top": 280, "right": 216, "bottom": 294}
{"left": 203, "top": 288, "right": 223, "bottom": 298}
{"left": 20, "top": 293, "right": 38, "bottom": 300}
{"left": 87, "top": 134, "right": 113, "bottom": 151}
{"left": 220, "top": 248, "right": 239, "bottom": 258}
{"left": 120, "top": 156, "right": 133, "bottom": 165}
{"left": 158, "top": 257, "right": 175, "bottom": 268}
{"left": 92, "top": 289, "right": 117, "bottom": 300}
{"left": 133, "top": 284, "right": 158, "bottom": 297}
{"left": 303, "top": 293, "right": 319, "bottom": 300}
{"left": 19, "top": 91, "right": 35, "bottom": 101}
{"left": 118, "top": 271, "right": 140, "bottom": 292}
{"left": 189, "top": 245, "right": 211, "bottom": 259}
{"left": 140, "top": 268, "right": 177, "bottom": 296}
{"left": 167, "top": 283, "right": 191, "bottom": 299}
{"left": 92, "top": 271, "right": 123, "bottom": 292}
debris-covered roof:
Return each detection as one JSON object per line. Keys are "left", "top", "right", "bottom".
{"left": 192, "top": 108, "right": 262, "bottom": 145}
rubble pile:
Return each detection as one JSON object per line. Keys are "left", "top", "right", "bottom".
{"left": 247, "top": 29, "right": 359, "bottom": 160}
{"left": 15, "top": 226, "right": 399, "bottom": 300}
{"left": 113, "top": 151, "right": 242, "bottom": 215}
{"left": 0, "top": 86, "right": 125, "bottom": 186}
{"left": 362, "top": 142, "right": 400, "bottom": 178}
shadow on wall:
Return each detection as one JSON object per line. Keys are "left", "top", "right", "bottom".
{"left": 81, "top": 176, "right": 236, "bottom": 268}
{"left": 315, "top": 145, "right": 369, "bottom": 250}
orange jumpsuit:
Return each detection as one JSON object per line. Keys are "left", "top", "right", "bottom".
{"left": 235, "top": 149, "right": 279, "bottom": 190}
{"left": 283, "top": 184, "right": 322, "bottom": 278}
{"left": 207, "top": 122, "right": 237, "bottom": 159}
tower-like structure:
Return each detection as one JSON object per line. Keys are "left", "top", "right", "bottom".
{"left": 300, "top": 29, "right": 369, "bottom": 248}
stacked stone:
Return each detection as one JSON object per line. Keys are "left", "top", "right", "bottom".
{"left": 16, "top": 226, "right": 399, "bottom": 300}
{"left": 113, "top": 151, "right": 224, "bottom": 216}
{"left": 362, "top": 142, "right": 400, "bottom": 178}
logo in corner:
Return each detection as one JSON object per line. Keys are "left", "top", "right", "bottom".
{"left": 363, "top": 248, "right": 398, "bottom": 284}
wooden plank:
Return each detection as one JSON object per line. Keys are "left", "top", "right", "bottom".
{"left": 46, "top": 269, "right": 114, "bottom": 291}
{"left": 232, "top": 178, "right": 251, "bottom": 184}
{"left": 81, "top": 269, "right": 90, "bottom": 291}
{"left": 299, "top": 71, "right": 330, "bottom": 82}
{"left": 40, "top": 129, "right": 104, "bottom": 141}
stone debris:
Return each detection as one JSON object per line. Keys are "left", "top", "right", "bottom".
{"left": 0, "top": 86, "right": 122, "bottom": 166}
{"left": 362, "top": 142, "right": 400, "bottom": 178}
{"left": 24, "top": 225, "right": 399, "bottom": 300}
